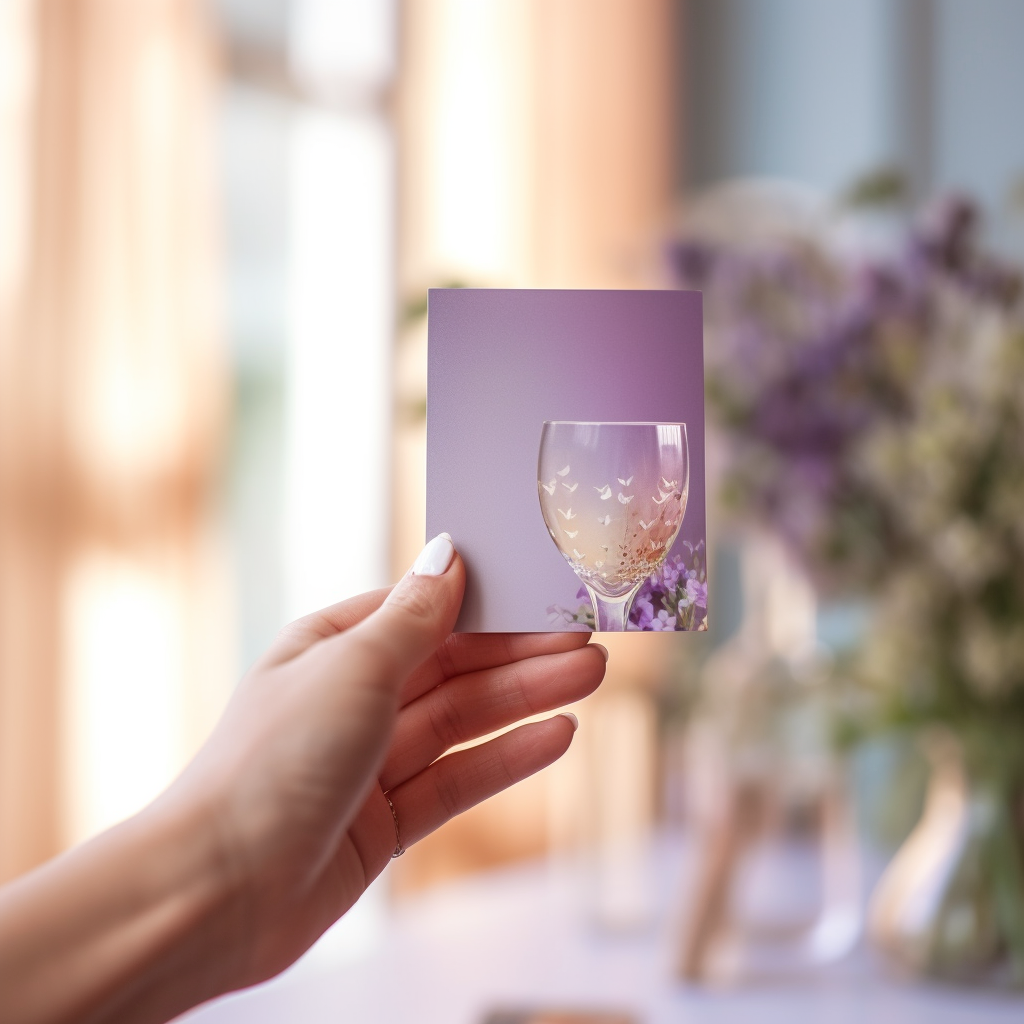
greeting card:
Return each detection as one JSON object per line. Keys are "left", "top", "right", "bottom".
{"left": 427, "top": 288, "right": 705, "bottom": 633}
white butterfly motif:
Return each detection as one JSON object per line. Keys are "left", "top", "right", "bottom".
{"left": 594, "top": 484, "right": 612, "bottom": 500}
{"left": 540, "top": 480, "right": 556, "bottom": 496}
{"left": 561, "top": 481, "right": 578, "bottom": 492}
{"left": 661, "top": 477, "right": 678, "bottom": 490}
{"left": 597, "top": 514, "right": 611, "bottom": 526}
{"left": 639, "top": 518, "right": 654, "bottom": 530}
{"left": 653, "top": 489, "right": 674, "bottom": 505}
{"left": 565, "top": 529, "right": 578, "bottom": 539}
{"left": 572, "top": 548, "right": 586, "bottom": 560}
{"left": 557, "top": 465, "right": 571, "bottom": 477}
{"left": 618, "top": 492, "right": 634, "bottom": 505}
{"left": 557, "top": 507, "right": 576, "bottom": 520}
{"left": 617, "top": 476, "right": 633, "bottom": 486}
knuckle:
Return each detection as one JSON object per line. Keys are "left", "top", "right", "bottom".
{"left": 433, "top": 762, "right": 463, "bottom": 821}
{"left": 387, "top": 579, "right": 439, "bottom": 624}
{"left": 427, "top": 685, "right": 465, "bottom": 749}
{"left": 497, "top": 662, "right": 534, "bottom": 717}
{"left": 486, "top": 744, "right": 517, "bottom": 792}
{"left": 433, "top": 635, "right": 459, "bottom": 681}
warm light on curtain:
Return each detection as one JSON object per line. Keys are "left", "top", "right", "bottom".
{"left": 0, "top": 0, "right": 230, "bottom": 878}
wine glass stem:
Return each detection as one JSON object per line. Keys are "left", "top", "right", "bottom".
{"left": 586, "top": 584, "right": 640, "bottom": 632}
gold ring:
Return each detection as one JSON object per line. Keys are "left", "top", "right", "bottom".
{"left": 384, "top": 793, "right": 404, "bottom": 858}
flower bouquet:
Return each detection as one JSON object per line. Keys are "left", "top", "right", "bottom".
{"left": 668, "top": 186, "right": 1024, "bottom": 984}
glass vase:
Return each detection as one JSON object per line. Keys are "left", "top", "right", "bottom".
{"left": 868, "top": 725, "right": 1024, "bottom": 987}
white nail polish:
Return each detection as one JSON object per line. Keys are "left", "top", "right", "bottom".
{"left": 410, "top": 533, "right": 455, "bottom": 576}
{"left": 559, "top": 712, "right": 579, "bottom": 731}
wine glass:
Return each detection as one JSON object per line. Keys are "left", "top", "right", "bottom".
{"left": 537, "top": 421, "right": 689, "bottom": 631}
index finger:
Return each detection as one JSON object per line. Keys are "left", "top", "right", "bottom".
{"left": 399, "top": 630, "right": 594, "bottom": 706}
{"left": 260, "top": 589, "right": 595, "bottom": 699}
{"left": 257, "top": 586, "right": 392, "bottom": 667}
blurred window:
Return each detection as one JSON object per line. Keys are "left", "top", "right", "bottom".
{"left": 215, "top": 0, "right": 397, "bottom": 669}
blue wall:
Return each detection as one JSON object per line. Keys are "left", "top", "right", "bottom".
{"left": 682, "top": 0, "right": 1024, "bottom": 251}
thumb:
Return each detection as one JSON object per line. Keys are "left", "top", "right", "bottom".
{"left": 343, "top": 533, "right": 464, "bottom": 690}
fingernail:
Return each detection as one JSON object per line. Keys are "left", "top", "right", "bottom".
{"left": 410, "top": 532, "right": 455, "bottom": 576}
{"left": 559, "top": 712, "right": 579, "bottom": 731}
{"left": 592, "top": 643, "right": 609, "bottom": 662}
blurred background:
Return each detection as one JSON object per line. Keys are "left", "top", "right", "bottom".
{"left": 2, "top": 0, "right": 1024, "bottom": 1019}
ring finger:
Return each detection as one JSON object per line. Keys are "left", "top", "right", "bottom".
{"left": 384, "top": 715, "right": 579, "bottom": 849}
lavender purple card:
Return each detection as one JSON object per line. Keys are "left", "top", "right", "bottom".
{"left": 426, "top": 288, "right": 706, "bottom": 633}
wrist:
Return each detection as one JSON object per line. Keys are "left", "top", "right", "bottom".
{"left": 113, "top": 790, "right": 250, "bottom": 1018}
{"left": 0, "top": 789, "right": 245, "bottom": 1024}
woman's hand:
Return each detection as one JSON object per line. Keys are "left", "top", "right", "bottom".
{"left": 0, "top": 534, "right": 606, "bottom": 1024}
{"left": 176, "top": 532, "right": 606, "bottom": 990}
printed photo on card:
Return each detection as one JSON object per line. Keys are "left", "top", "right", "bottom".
{"left": 427, "top": 288, "right": 706, "bottom": 633}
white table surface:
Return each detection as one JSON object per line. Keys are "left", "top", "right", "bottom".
{"left": 182, "top": 832, "right": 1024, "bottom": 1024}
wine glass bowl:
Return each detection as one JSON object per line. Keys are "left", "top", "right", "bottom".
{"left": 537, "top": 421, "right": 689, "bottom": 631}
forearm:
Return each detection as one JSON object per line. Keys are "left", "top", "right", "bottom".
{"left": 0, "top": 793, "right": 240, "bottom": 1024}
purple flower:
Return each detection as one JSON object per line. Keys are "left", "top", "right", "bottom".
{"left": 629, "top": 541, "right": 708, "bottom": 629}
{"left": 646, "top": 574, "right": 667, "bottom": 597}
{"left": 913, "top": 193, "right": 979, "bottom": 272}
{"left": 631, "top": 594, "right": 655, "bottom": 631}
{"left": 667, "top": 239, "right": 717, "bottom": 286}
{"left": 685, "top": 577, "right": 708, "bottom": 609}
{"left": 547, "top": 605, "right": 576, "bottom": 626}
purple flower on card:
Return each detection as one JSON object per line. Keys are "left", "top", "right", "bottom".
{"left": 661, "top": 563, "right": 681, "bottom": 590}
{"left": 628, "top": 542, "right": 708, "bottom": 631}
{"left": 547, "top": 605, "right": 576, "bottom": 626}
{"left": 632, "top": 594, "right": 655, "bottom": 631}
{"left": 686, "top": 577, "right": 708, "bottom": 609}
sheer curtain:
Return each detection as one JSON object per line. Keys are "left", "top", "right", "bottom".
{"left": 0, "top": 0, "right": 230, "bottom": 880}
